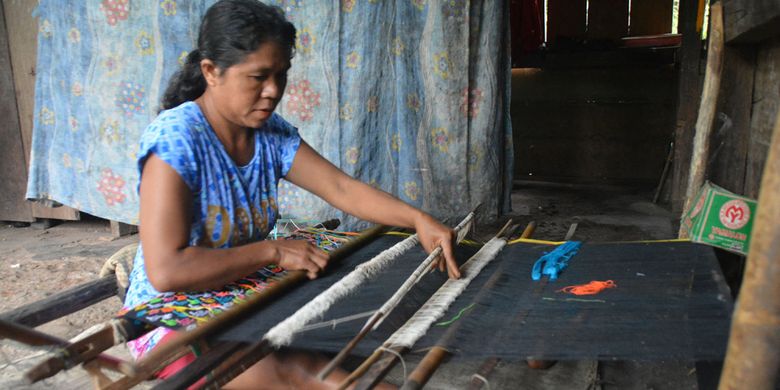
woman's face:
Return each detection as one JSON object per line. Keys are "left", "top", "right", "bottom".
{"left": 207, "top": 41, "right": 291, "bottom": 129}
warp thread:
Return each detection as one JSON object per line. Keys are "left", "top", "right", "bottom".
{"left": 558, "top": 280, "right": 616, "bottom": 296}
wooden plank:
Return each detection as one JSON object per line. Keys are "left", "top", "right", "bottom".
{"left": 718, "top": 99, "right": 780, "bottom": 390}
{"left": 0, "top": 1, "right": 32, "bottom": 222}
{"left": 630, "top": 0, "right": 674, "bottom": 36}
{"left": 708, "top": 46, "right": 756, "bottom": 196}
{"left": 547, "top": 0, "right": 586, "bottom": 45}
{"left": 3, "top": 0, "right": 36, "bottom": 162}
{"left": 587, "top": 0, "right": 629, "bottom": 41}
{"left": 744, "top": 37, "right": 780, "bottom": 198}
{"left": 723, "top": 0, "right": 780, "bottom": 44}
{"left": 3, "top": 0, "right": 79, "bottom": 221}
{"left": 0, "top": 275, "right": 118, "bottom": 328}
{"left": 111, "top": 220, "right": 138, "bottom": 238}
{"left": 670, "top": 0, "right": 705, "bottom": 212}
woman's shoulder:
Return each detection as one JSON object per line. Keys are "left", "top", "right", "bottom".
{"left": 146, "top": 102, "right": 207, "bottom": 137}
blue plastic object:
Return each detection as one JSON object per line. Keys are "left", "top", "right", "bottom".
{"left": 531, "top": 241, "right": 582, "bottom": 281}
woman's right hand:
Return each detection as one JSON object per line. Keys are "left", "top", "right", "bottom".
{"left": 271, "top": 240, "right": 330, "bottom": 279}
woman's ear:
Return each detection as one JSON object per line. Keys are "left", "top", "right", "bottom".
{"left": 200, "top": 59, "right": 220, "bottom": 87}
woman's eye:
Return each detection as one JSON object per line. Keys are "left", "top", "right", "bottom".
{"left": 252, "top": 75, "right": 268, "bottom": 81}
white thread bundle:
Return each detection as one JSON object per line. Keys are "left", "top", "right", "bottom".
{"left": 384, "top": 237, "right": 507, "bottom": 349}
{"left": 263, "top": 233, "right": 420, "bottom": 347}
{"left": 372, "top": 213, "right": 475, "bottom": 330}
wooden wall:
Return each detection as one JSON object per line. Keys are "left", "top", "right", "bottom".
{"left": 696, "top": 0, "right": 780, "bottom": 202}
{"left": 511, "top": 0, "right": 679, "bottom": 185}
{"left": 669, "top": 0, "right": 780, "bottom": 210}
{"left": 0, "top": 2, "right": 31, "bottom": 221}
{"left": 512, "top": 60, "right": 676, "bottom": 185}
{"left": 0, "top": 0, "right": 79, "bottom": 222}
{"left": 709, "top": 37, "right": 780, "bottom": 199}
{"left": 545, "top": 0, "right": 674, "bottom": 46}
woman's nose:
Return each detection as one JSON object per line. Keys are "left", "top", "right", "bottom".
{"left": 262, "top": 79, "right": 283, "bottom": 100}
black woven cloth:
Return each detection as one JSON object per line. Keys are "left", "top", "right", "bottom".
{"left": 217, "top": 238, "right": 733, "bottom": 361}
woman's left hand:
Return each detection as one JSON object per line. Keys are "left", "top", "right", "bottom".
{"left": 414, "top": 213, "right": 461, "bottom": 279}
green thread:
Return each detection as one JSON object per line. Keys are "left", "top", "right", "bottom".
{"left": 435, "top": 303, "right": 476, "bottom": 327}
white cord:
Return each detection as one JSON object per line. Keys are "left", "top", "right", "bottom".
{"left": 471, "top": 373, "right": 491, "bottom": 390}
{"left": 378, "top": 346, "right": 407, "bottom": 381}
{"left": 295, "top": 310, "right": 376, "bottom": 333}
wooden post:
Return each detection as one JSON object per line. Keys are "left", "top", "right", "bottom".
{"left": 679, "top": 1, "right": 725, "bottom": 234}
{"left": 0, "top": 2, "right": 33, "bottom": 222}
{"left": 670, "top": 0, "right": 706, "bottom": 212}
{"left": 718, "top": 106, "right": 780, "bottom": 390}
{"left": 2, "top": 0, "right": 80, "bottom": 222}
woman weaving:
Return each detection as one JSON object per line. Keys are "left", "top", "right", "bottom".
{"left": 124, "top": 0, "right": 459, "bottom": 388}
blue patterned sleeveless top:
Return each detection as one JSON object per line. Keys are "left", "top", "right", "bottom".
{"left": 124, "top": 101, "right": 300, "bottom": 309}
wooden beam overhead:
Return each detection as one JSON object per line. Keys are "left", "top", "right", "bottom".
{"left": 723, "top": 0, "right": 780, "bottom": 44}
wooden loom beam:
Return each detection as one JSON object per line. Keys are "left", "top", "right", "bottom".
{"left": 25, "top": 319, "right": 143, "bottom": 384}
{"left": 132, "top": 224, "right": 389, "bottom": 390}
{"left": 0, "top": 274, "right": 119, "bottom": 328}
{"left": 0, "top": 318, "right": 131, "bottom": 387}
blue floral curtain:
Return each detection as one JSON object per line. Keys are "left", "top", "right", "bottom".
{"left": 26, "top": 0, "right": 512, "bottom": 229}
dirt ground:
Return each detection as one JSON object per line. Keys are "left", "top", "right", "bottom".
{"left": 0, "top": 183, "right": 714, "bottom": 389}
{"left": 0, "top": 219, "right": 143, "bottom": 389}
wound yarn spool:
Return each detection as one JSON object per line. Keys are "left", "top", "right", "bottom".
{"left": 558, "top": 280, "right": 616, "bottom": 296}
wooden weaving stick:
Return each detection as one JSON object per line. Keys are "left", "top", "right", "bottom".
{"left": 342, "top": 220, "right": 519, "bottom": 390}
{"left": 401, "top": 221, "right": 536, "bottom": 389}
{"left": 317, "top": 209, "right": 479, "bottom": 381}
{"left": 129, "top": 224, "right": 389, "bottom": 390}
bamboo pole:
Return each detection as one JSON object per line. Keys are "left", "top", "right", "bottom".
{"left": 718, "top": 101, "right": 780, "bottom": 390}
{"left": 680, "top": 1, "right": 724, "bottom": 234}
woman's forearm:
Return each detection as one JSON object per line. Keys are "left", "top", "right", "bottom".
{"left": 145, "top": 240, "right": 278, "bottom": 292}
{"left": 325, "top": 176, "right": 426, "bottom": 229}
